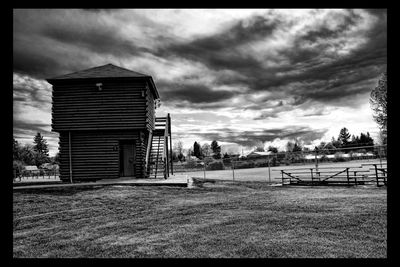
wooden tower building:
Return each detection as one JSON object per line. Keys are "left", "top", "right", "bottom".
{"left": 47, "top": 64, "right": 173, "bottom": 182}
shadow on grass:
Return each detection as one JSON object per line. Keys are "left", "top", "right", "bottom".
{"left": 14, "top": 186, "right": 106, "bottom": 196}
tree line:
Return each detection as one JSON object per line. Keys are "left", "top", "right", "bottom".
{"left": 261, "top": 127, "right": 375, "bottom": 155}
{"left": 172, "top": 126, "right": 378, "bottom": 164}
{"left": 13, "top": 132, "right": 59, "bottom": 171}
{"left": 172, "top": 140, "right": 222, "bottom": 162}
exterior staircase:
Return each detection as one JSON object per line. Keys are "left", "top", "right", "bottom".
{"left": 146, "top": 114, "right": 173, "bottom": 179}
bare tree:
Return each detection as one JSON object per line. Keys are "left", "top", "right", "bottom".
{"left": 173, "top": 140, "right": 184, "bottom": 162}
{"left": 201, "top": 143, "right": 211, "bottom": 157}
{"left": 370, "top": 72, "right": 387, "bottom": 144}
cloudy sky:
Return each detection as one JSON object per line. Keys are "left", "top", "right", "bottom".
{"left": 13, "top": 9, "right": 387, "bottom": 156}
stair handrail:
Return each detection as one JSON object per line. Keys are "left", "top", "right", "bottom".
{"left": 163, "top": 116, "right": 169, "bottom": 178}
{"left": 145, "top": 131, "right": 153, "bottom": 174}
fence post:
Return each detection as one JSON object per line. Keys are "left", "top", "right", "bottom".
{"left": 267, "top": 157, "right": 271, "bottom": 183}
{"left": 383, "top": 169, "right": 386, "bottom": 186}
{"left": 203, "top": 162, "right": 206, "bottom": 181}
{"left": 346, "top": 168, "right": 350, "bottom": 185}
{"left": 374, "top": 164, "right": 379, "bottom": 187}
{"left": 354, "top": 171, "right": 357, "bottom": 185}
{"left": 232, "top": 161, "right": 235, "bottom": 181}
{"left": 310, "top": 168, "right": 314, "bottom": 185}
{"left": 281, "top": 170, "right": 284, "bottom": 186}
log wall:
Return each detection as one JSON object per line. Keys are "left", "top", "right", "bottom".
{"left": 58, "top": 130, "right": 146, "bottom": 181}
{"left": 52, "top": 80, "right": 149, "bottom": 131}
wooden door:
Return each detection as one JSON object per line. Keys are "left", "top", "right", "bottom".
{"left": 121, "top": 141, "right": 135, "bottom": 177}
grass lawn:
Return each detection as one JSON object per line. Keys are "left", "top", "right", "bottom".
{"left": 13, "top": 180, "right": 387, "bottom": 258}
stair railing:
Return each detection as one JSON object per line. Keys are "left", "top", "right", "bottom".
{"left": 154, "top": 136, "right": 161, "bottom": 178}
{"left": 145, "top": 131, "right": 153, "bottom": 175}
{"left": 163, "top": 116, "right": 169, "bottom": 179}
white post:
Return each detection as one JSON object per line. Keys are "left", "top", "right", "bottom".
{"left": 232, "top": 161, "right": 235, "bottom": 181}
{"left": 268, "top": 156, "right": 271, "bottom": 183}
{"left": 203, "top": 162, "right": 206, "bottom": 180}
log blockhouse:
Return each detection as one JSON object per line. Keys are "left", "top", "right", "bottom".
{"left": 47, "top": 64, "right": 173, "bottom": 182}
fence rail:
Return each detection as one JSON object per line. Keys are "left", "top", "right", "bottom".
{"left": 13, "top": 169, "right": 60, "bottom": 182}
{"left": 171, "top": 151, "right": 386, "bottom": 185}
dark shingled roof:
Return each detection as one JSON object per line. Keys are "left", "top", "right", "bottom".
{"left": 48, "top": 63, "right": 149, "bottom": 80}
{"left": 47, "top": 63, "right": 159, "bottom": 99}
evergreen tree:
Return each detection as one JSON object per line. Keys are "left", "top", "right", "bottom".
{"left": 338, "top": 127, "right": 351, "bottom": 147}
{"left": 210, "top": 140, "right": 221, "bottom": 159}
{"left": 193, "top": 141, "right": 202, "bottom": 159}
{"left": 366, "top": 132, "right": 374, "bottom": 146}
{"left": 267, "top": 146, "right": 278, "bottom": 153}
{"left": 355, "top": 135, "right": 360, "bottom": 146}
{"left": 33, "top": 132, "right": 50, "bottom": 167}
{"left": 19, "top": 144, "right": 36, "bottom": 165}
{"left": 293, "top": 142, "right": 302, "bottom": 152}
{"left": 33, "top": 132, "right": 49, "bottom": 156}
{"left": 350, "top": 135, "right": 357, "bottom": 147}
{"left": 359, "top": 132, "right": 374, "bottom": 149}
{"left": 331, "top": 136, "right": 341, "bottom": 148}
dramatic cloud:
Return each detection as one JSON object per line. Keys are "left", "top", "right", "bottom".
{"left": 13, "top": 9, "right": 387, "bottom": 155}
{"left": 174, "top": 126, "right": 328, "bottom": 147}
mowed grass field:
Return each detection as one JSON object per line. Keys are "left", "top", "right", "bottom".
{"left": 13, "top": 181, "right": 387, "bottom": 258}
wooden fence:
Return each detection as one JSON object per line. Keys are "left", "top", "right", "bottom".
{"left": 279, "top": 163, "right": 387, "bottom": 187}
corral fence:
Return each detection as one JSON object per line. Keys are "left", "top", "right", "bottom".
{"left": 172, "top": 145, "right": 387, "bottom": 185}
{"left": 279, "top": 162, "right": 387, "bottom": 187}
{"left": 13, "top": 166, "right": 60, "bottom": 182}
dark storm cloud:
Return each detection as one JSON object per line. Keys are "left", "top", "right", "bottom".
{"left": 157, "top": 81, "right": 236, "bottom": 104}
{"left": 40, "top": 20, "right": 148, "bottom": 58}
{"left": 13, "top": 119, "right": 52, "bottom": 136}
{"left": 153, "top": 9, "right": 386, "bottom": 108}
{"left": 174, "top": 126, "right": 328, "bottom": 147}
{"left": 13, "top": 9, "right": 386, "bottom": 109}
{"left": 13, "top": 9, "right": 149, "bottom": 79}
{"left": 294, "top": 9, "right": 362, "bottom": 46}
{"left": 13, "top": 9, "right": 386, "bottom": 153}
{"left": 154, "top": 15, "right": 278, "bottom": 72}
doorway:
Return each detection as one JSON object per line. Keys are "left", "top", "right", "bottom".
{"left": 119, "top": 140, "right": 135, "bottom": 177}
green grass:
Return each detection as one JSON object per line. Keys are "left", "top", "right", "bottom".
{"left": 13, "top": 181, "right": 387, "bottom": 258}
